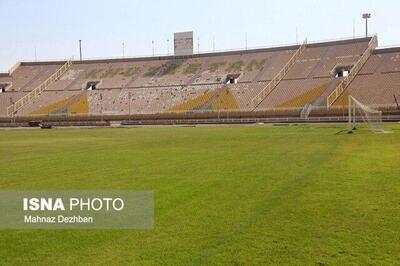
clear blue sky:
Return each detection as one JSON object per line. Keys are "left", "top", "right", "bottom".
{"left": 0, "top": 0, "right": 399, "bottom": 71}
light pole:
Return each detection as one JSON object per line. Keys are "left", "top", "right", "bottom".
{"left": 99, "top": 93, "right": 103, "bottom": 121}
{"left": 9, "top": 96, "right": 13, "bottom": 121}
{"left": 362, "top": 13, "right": 371, "bottom": 37}
{"left": 122, "top": 42, "right": 125, "bottom": 58}
{"left": 167, "top": 39, "right": 170, "bottom": 55}
{"left": 152, "top": 40, "right": 155, "bottom": 56}
{"left": 213, "top": 36, "right": 215, "bottom": 52}
{"left": 128, "top": 91, "right": 132, "bottom": 119}
{"left": 79, "top": 40, "right": 82, "bottom": 61}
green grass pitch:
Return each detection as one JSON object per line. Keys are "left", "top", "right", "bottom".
{"left": 0, "top": 125, "right": 399, "bottom": 265}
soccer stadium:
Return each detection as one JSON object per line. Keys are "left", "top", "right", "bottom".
{"left": 1, "top": 35, "right": 399, "bottom": 127}
{"left": 0, "top": 1, "right": 399, "bottom": 265}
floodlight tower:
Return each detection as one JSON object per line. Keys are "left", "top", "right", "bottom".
{"left": 362, "top": 13, "right": 371, "bottom": 37}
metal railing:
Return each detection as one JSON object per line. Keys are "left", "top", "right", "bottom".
{"left": 250, "top": 39, "right": 308, "bottom": 109}
{"left": 2, "top": 103, "right": 396, "bottom": 119}
{"left": 7, "top": 59, "right": 73, "bottom": 116}
{"left": 326, "top": 35, "right": 378, "bottom": 107}
{"left": 300, "top": 103, "right": 313, "bottom": 119}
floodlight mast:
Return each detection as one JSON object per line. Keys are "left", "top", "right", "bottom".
{"left": 362, "top": 13, "right": 371, "bottom": 37}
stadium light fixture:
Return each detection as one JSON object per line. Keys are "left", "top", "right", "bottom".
{"left": 362, "top": 13, "right": 371, "bottom": 37}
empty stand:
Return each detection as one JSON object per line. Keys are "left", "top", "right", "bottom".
{"left": 335, "top": 72, "right": 400, "bottom": 106}
{"left": 7, "top": 60, "right": 73, "bottom": 116}
{"left": 251, "top": 39, "right": 308, "bottom": 109}
{"left": 256, "top": 78, "right": 330, "bottom": 109}
{"left": 2, "top": 37, "right": 398, "bottom": 119}
{"left": 327, "top": 35, "right": 378, "bottom": 106}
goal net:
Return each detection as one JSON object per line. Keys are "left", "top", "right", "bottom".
{"left": 348, "top": 96, "right": 384, "bottom": 133}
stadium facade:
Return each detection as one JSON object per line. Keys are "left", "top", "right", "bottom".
{"left": 0, "top": 35, "right": 399, "bottom": 125}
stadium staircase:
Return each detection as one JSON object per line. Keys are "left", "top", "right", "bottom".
{"left": 7, "top": 59, "right": 73, "bottom": 116}
{"left": 326, "top": 35, "right": 378, "bottom": 107}
{"left": 312, "top": 78, "right": 342, "bottom": 106}
{"left": 250, "top": 39, "right": 308, "bottom": 109}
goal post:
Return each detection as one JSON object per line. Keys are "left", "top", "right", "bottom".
{"left": 348, "top": 96, "right": 384, "bottom": 133}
